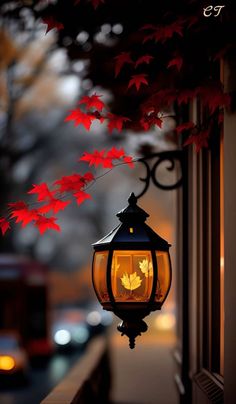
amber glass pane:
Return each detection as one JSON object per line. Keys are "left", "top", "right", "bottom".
{"left": 155, "top": 251, "right": 171, "bottom": 303}
{"left": 111, "top": 250, "right": 153, "bottom": 302}
{"left": 93, "top": 251, "right": 109, "bottom": 303}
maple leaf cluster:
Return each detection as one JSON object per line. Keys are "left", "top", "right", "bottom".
{"left": 0, "top": 147, "right": 134, "bottom": 236}
{"left": 65, "top": 93, "right": 131, "bottom": 133}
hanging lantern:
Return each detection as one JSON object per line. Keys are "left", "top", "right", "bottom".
{"left": 92, "top": 193, "right": 172, "bottom": 348}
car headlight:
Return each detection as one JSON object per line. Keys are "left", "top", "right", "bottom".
{"left": 0, "top": 356, "right": 15, "bottom": 371}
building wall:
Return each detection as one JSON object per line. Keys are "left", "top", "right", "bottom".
{"left": 224, "top": 56, "right": 236, "bottom": 404}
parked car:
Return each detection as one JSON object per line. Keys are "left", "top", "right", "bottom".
{"left": 0, "top": 331, "right": 29, "bottom": 377}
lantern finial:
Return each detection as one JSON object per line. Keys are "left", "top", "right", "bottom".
{"left": 128, "top": 192, "right": 137, "bottom": 206}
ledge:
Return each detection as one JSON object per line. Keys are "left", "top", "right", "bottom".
{"left": 41, "top": 335, "right": 111, "bottom": 404}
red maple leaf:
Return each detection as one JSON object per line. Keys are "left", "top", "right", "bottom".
{"left": 28, "top": 183, "right": 55, "bottom": 202}
{"left": 167, "top": 56, "right": 183, "bottom": 71}
{"left": 65, "top": 108, "right": 95, "bottom": 130}
{"left": 42, "top": 16, "right": 64, "bottom": 34}
{"left": 80, "top": 147, "right": 132, "bottom": 169}
{"left": 0, "top": 217, "right": 10, "bottom": 235}
{"left": 183, "top": 129, "right": 210, "bottom": 152}
{"left": 128, "top": 74, "right": 148, "bottom": 91}
{"left": 123, "top": 156, "right": 134, "bottom": 168}
{"left": 106, "top": 113, "right": 131, "bottom": 133}
{"left": 38, "top": 199, "right": 71, "bottom": 214}
{"left": 196, "top": 86, "right": 231, "bottom": 114}
{"left": 10, "top": 203, "right": 39, "bottom": 227}
{"left": 141, "top": 21, "right": 184, "bottom": 44}
{"left": 74, "top": 190, "right": 92, "bottom": 205}
{"left": 90, "top": 0, "right": 104, "bottom": 9}
{"left": 107, "top": 147, "right": 125, "bottom": 160}
{"left": 114, "top": 52, "right": 133, "bottom": 78}
{"left": 80, "top": 150, "right": 112, "bottom": 168}
{"left": 140, "top": 113, "right": 162, "bottom": 131}
{"left": 79, "top": 93, "right": 105, "bottom": 112}
{"left": 175, "top": 122, "right": 195, "bottom": 134}
{"left": 134, "top": 55, "right": 154, "bottom": 69}
{"left": 34, "top": 216, "right": 60, "bottom": 235}
{"left": 54, "top": 172, "right": 94, "bottom": 193}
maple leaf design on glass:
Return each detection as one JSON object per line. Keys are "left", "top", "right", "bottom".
{"left": 42, "top": 16, "right": 64, "bottom": 34}
{"left": 114, "top": 52, "right": 133, "bottom": 77}
{"left": 128, "top": 74, "right": 148, "bottom": 91}
{"left": 134, "top": 55, "right": 154, "bottom": 69}
{"left": 139, "top": 259, "right": 153, "bottom": 278}
{"left": 121, "top": 272, "right": 142, "bottom": 291}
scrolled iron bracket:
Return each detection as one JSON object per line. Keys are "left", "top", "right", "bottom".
{"left": 136, "top": 150, "right": 183, "bottom": 199}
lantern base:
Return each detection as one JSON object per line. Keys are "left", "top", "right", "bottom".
{"left": 117, "top": 319, "right": 148, "bottom": 349}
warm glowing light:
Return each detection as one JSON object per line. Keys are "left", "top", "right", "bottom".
{"left": 220, "top": 257, "right": 224, "bottom": 268}
{"left": 155, "top": 313, "right": 176, "bottom": 331}
{"left": 54, "top": 329, "right": 71, "bottom": 345}
{"left": 129, "top": 227, "right": 134, "bottom": 233}
{"left": 0, "top": 356, "right": 15, "bottom": 371}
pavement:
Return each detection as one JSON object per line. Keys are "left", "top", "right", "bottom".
{"left": 110, "top": 325, "right": 178, "bottom": 404}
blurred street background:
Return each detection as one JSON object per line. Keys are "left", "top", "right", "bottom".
{"left": 0, "top": 3, "right": 179, "bottom": 403}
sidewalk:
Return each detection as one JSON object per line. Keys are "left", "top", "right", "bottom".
{"left": 110, "top": 326, "right": 178, "bottom": 404}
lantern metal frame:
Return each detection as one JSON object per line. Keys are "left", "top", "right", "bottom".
{"left": 92, "top": 149, "right": 184, "bottom": 348}
{"left": 92, "top": 192, "right": 173, "bottom": 348}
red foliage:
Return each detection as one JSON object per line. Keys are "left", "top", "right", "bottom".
{"left": 34, "top": 216, "right": 60, "bottom": 235}
{"left": 106, "top": 113, "right": 131, "bottom": 133}
{"left": 0, "top": 217, "right": 10, "bottom": 235}
{"left": 80, "top": 147, "right": 133, "bottom": 168}
{"left": 175, "top": 122, "right": 195, "bottom": 134}
{"left": 128, "top": 74, "right": 148, "bottom": 91}
{"left": 114, "top": 52, "right": 133, "bottom": 77}
{"left": 140, "top": 113, "right": 162, "bottom": 131}
{"left": 90, "top": 0, "right": 104, "bottom": 9}
{"left": 134, "top": 55, "right": 154, "bottom": 69}
{"left": 167, "top": 56, "right": 183, "bottom": 71}
{"left": 9, "top": 202, "right": 39, "bottom": 228}
{"left": 141, "top": 21, "right": 184, "bottom": 43}
{"left": 65, "top": 108, "right": 96, "bottom": 130}
{"left": 28, "top": 183, "right": 55, "bottom": 202}
{"left": 54, "top": 172, "right": 94, "bottom": 193}
{"left": 42, "top": 16, "right": 64, "bottom": 33}
{"left": 74, "top": 190, "right": 92, "bottom": 205}
{"left": 79, "top": 93, "right": 105, "bottom": 111}
{"left": 184, "top": 129, "right": 210, "bottom": 152}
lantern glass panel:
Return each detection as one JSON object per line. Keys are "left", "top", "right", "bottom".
{"left": 155, "top": 251, "right": 171, "bottom": 303}
{"left": 111, "top": 250, "right": 153, "bottom": 302}
{"left": 93, "top": 251, "right": 109, "bottom": 303}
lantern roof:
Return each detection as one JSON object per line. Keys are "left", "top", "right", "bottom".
{"left": 93, "top": 193, "right": 170, "bottom": 251}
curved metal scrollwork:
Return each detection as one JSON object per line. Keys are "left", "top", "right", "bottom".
{"left": 136, "top": 150, "right": 183, "bottom": 199}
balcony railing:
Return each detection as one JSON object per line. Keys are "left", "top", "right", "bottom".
{"left": 41, "top": 335, "right": 111, "bottom": 404}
